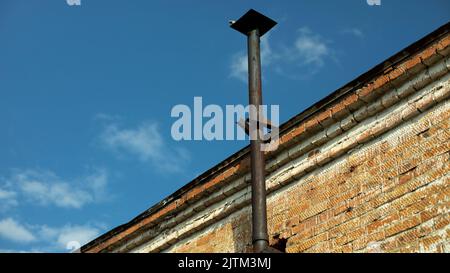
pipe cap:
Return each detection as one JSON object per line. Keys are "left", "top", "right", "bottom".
{"left": 230, "top": 9, "right": 277, "bottom": 37}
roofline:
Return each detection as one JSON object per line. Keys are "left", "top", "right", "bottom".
{"left": 81, "top": 20, "right": 450, "bottom": 252}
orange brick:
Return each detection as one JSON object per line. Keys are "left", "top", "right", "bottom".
{"left": 385, "top": 216, "right": 421, "bottom": 238}
{"left": 434, "top": 214, "right": 450, "bottom": 230}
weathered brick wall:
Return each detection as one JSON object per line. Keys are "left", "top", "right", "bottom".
{"left": 162, "top": 47, "right": 450, "bottom": 254}
{"left": 165, "top": 78, "right": 449, "bottom": 253}
{"left": 82, "top": 29, "right": 450, "bottom": 254}
{"left": 169, "top": 101, "right": 448, "bottom": 253}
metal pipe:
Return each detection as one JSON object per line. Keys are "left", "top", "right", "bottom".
{"left": 247, "top": 28, "right": 269, "bottom": 253}
{"left": 230, "top": 9, "right": 277, "bottom": 253}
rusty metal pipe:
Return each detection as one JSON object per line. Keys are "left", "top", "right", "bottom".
{"left": 230, "top": 9, "right": 277, "bottom": 253}
{"left": 247, "top": 28, "right": 269, "bottom": 253}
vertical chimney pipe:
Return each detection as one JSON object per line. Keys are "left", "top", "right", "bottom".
{"left": 230, "top": 9, "right": 277, "bottom": 253}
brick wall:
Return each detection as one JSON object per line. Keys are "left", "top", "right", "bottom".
{"left": 165, "top": 74, "right": 449, "bottom": 253}
{"left": 82, "top": 27, "right": 450, "bottom": 254}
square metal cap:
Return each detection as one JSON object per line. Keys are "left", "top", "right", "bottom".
{"left": 230, "top": 9, "right": 277, "bottom": 37}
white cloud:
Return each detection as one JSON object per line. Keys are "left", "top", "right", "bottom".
{"left": 0, "top": 218, "right": 103, "bottom": 252}
{"left": 85, "top": 170, "right": 108, "bottom": 201}
{"left": 342, "top": 28, "right": 364, "bottom": 39}
{"left": 0, "top": 188, "right": 17, "bottom": 211}
{"left": 230, "top": 53, "right": 248, "bottom": 82}
{"left": 38, "top": 224, "right": 100, "bottom": 251}
{"left": 0, "top": 218, "right": 36, "bottom": 243}
{"left": 294, "top": 27, "right": 330, "bottom": 67}
{"left": 229, "top": 27, "right": 333, "bottom": 81}
{"left": 100, "top": 121, "right": 189, "bottom": 173}
{"left": 102, "top": 122, "right": 163, "bottom": 161}
{"left": 3, "top": 168, "right": 108, "bottom": 209}
{"left": 19, "top": 179, "right": 92, "bottom": 209}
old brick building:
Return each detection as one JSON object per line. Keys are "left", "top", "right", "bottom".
{"left": 82, "top": 22, "right": 450, "bottom": 253}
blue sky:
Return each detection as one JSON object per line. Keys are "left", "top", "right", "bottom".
{"left": 0, "top": 0, "right": 448, "bottom": 252}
